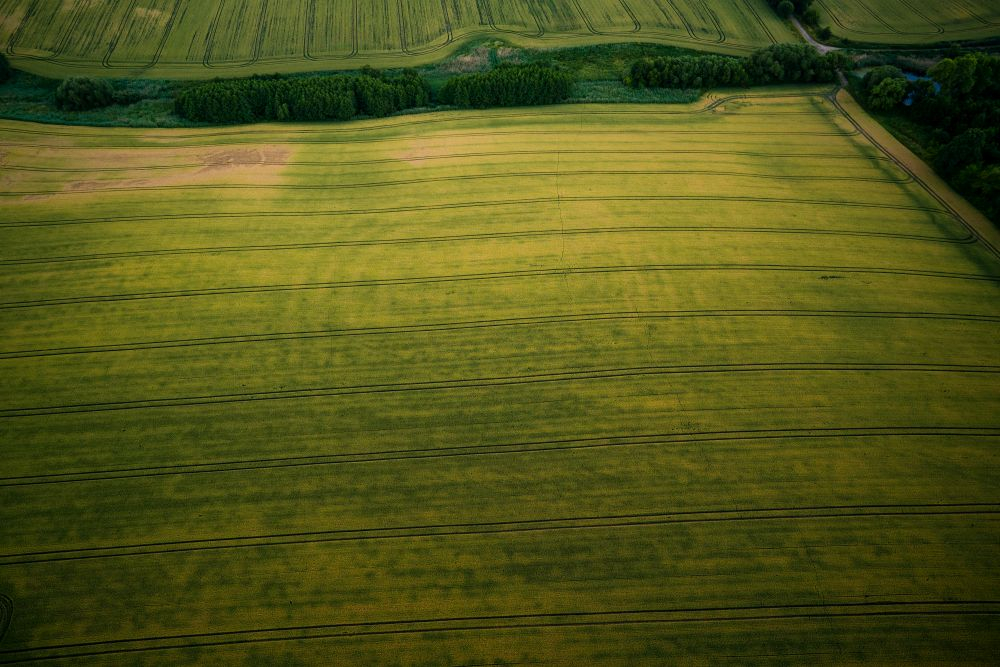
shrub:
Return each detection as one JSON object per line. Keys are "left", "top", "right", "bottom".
{"left": 55, "top": 77, "right": 114, "bottom": 111}
{"left": 867, "top": 76, "right": 908, "bottom": 110}
{"left": 776, "top": 1, "right": 794, "bottom": 19}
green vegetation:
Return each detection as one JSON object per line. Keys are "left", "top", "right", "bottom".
{"left": 175, "top": 69, "right": 431, "bottom": 124}
{"left": 54, "top": 77, "right": 114, "bottom": 112}
{"left": 0, "top": 53, "right": 11, "bottom": 84}
{"left": 438, "top": 63, "right": 574, "bottom": 107}
{"left": 853, "top": 52, "right": 1000, "bottom": 222}
{"left": 626, "top": 44, "right": 846, "bottom": 88}
{"left": 0, "top": 0, "right": 795, "bottom": 79}
{"left": 1, "top": 88, "right": 998, "bottom": 664}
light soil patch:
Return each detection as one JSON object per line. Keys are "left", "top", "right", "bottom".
{"left": 51, "top": 146, "right": 293, "bottom": 194}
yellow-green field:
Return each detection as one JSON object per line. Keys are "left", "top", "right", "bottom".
{"left": 817, "top": 0, "right": 1000, "bottom": 45}
{"left": 0, "top": 0, "right": 795, "bottom": 77}
{"left": 0, "top": 87, "right": 999, "bottom": 663}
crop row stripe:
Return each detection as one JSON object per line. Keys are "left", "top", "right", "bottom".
{"left": 1, "top": 426, "right": 997, "bottom": 487}
{"left": 0, "top": 363, "right": 997, "bottom": 418}
{"left": 0, "top": 601, "right": 996, "bottom": 662}
{"left": 2, "top": 503, "right": 998, "bottom": 566}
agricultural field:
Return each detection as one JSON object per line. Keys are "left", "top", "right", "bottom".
{"left": 0, "top": 86, "right": 998, "bottom": 663}
{"left": 0, "top": 0, "right": 795, "bottom": 77}
{"left": 816, "top": 0, "right": 1000, "bottom": 45}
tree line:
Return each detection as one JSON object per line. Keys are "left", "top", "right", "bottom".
{"left": 438, "top": 63, "right": 575, "bottom": 108}
{"left": 174, "top": 68, "right": 431, "bottom": 124}
{"left": 172, "top": 63, "right": 575, "bottom": 123}
{"left": 625, "top": 44, "right": 847, "bottom": 89}
{"left": 0, "top": 54, "right": 11, "bottom": 84}
{"left": 857, "top": 53, "right": 1000, "bottom": 221}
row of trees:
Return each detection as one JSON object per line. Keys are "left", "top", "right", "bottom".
{"left": 625, "top": 44, "right": 847, "bottom": 89}
{"left": 437, "top": 63, "right": 575, "bottom": 108}
{"left": 174, "top": 69, "right": 431, "bottom": 123}
{"left": 859, "top": 53, "right": 999, "bottom": 221}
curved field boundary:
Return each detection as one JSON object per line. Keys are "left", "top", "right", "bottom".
{"left": 0, "top": 89, "right": 840, "bottom": 140}
{"left": 0, "top": 0, "right": 775, "bottom": 76}
{"left": 1, "top": 426, "right": 997, "bottom": 488}
{"left": 741, "top": 0, "right": 777, "bottom": 44}
{"left": 0, "top": 601, "right": 996, "bottom": 662}
{"left": 1, "top": 309, "right": 996, "bottom": 360}
{"left": 571, "top": 0, "right": 641, "bottom": 36}
{"left": 1, "top": 363, "right": 998, "bottom": 418}
{"left": 1, "top": 263, "right": 995, "bottom": 311}
{"left": 2, "top": 503, "right": 999, "bottom": 565}
{"left": 398, "top": 0, "right": 454, "bottom": 56}
{"left": 102, "top": 0, "right": 184, "bottom": 71}
{"left": 0, "top": 225, "right": 972, "bottom": 269}
{"left": 831, "top": 88, "right": 1000, "bottom": 261}
{"left": 202, "top": 0, "right": 269, "bottom": 69}
{"left": 815, "top": 0, "right": 998, "bottom": 42}
{"left": 303, "top": 0, "right": 358, "bottom": 60}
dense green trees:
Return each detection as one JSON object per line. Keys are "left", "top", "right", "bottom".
{"left": 867, "top": 76, "right": 908, "bottom": 110}
{"left": 626, "top": 44, "right": 845, "bottom": 89}
{"left": 867, "top": 52, "right": 1000, "bottom": 221}
{"left": 175, "top": 64, "right": 574, "bottom": 123}
{"left": 438, "top": 64, "right": 574, "bottom": 108}
{"left": 0, "top": 54, "right": 11, "bottom": 84}
{"left": 765, "top": 0, "right": 814, "bottom": 19}
{"left": 55, "top": 77, "right": 114, "bottom": 111}
{"left": 175, "top": 69, "right": 430, "bottom": 124}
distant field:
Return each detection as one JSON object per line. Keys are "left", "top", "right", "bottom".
{"left": 0, "top": 0, "right": 794, "bottom": 77}
{"left": 816, "top": 0, "right": 1000, "bottom": 45}
{"left": 0, "top": 87, "right": 998, "bottom": 663}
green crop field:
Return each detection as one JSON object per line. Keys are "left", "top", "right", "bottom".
{"left": 816, "top": 0, "right": 1000, "bottom": 45}
{"left": 0, "top": 0, "right": 796, "bottom": 77}
{"left": 0, "top": 86, "right": 998, "bottom": 663}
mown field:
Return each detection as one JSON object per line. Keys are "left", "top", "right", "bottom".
{"left": 0, "top": 0, "right": 794, "bottom": 77}
{"left": 816, "top": 0, "right": 1000, "bottom": 45}
{"left": 0, "top": 86, "right": 999, "bottom": 663}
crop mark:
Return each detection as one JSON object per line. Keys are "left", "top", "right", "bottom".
{"left": 0, "top": 363, "right": 998, "bottom": 418}
{"left": 0, "top": 601, "right": 997, "bottom": 662}
{"left": 101, "top": 0, "right": 139, "bottom": 68}
{"left": 742, "top": 0, "right": 777, "bottom": 43}
{"left": 478, "top": 0, "right": 544, "bottom": 38}
{"left": 1, "top": 427, "right": 997, "bottom": 487}
{"left": 571, "top": 0, "right": 641, "bottom": 36}
{"left": 103, "top": 0, "right": 183, "bottom": 70}
{"left": 4, "top": 0, "right": 39, "bottom": 56}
